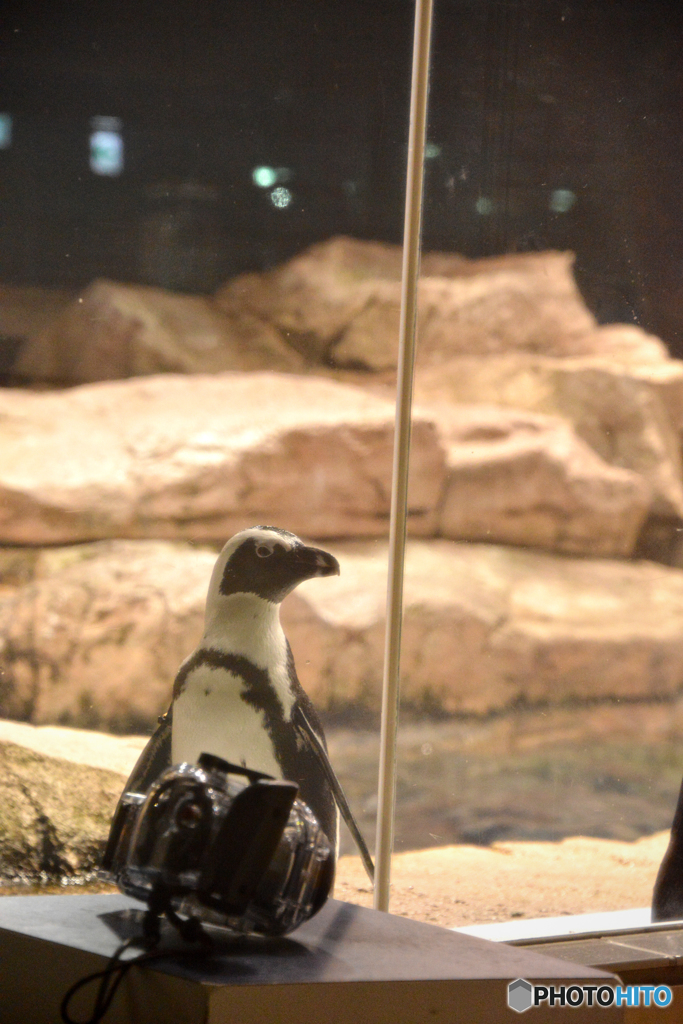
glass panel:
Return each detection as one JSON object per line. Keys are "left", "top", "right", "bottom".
{"left": 390, "top": 0, "right": 683, "bottom": 928}
{"left": 1, "top": 0, "right": 681, "bottom": 941}
{"left": 0, "top": 0, "right": 415, "bottom": 903}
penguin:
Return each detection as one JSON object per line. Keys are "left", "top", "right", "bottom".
{"left": 108, "top": 526, "right": 373, "bottom": 879}
{"left": 652, "top": 772, "right": 683, "bottom": 920}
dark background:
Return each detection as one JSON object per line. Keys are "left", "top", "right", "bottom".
{"left": 2, "top": 0, "right": 683, "bottom": 352}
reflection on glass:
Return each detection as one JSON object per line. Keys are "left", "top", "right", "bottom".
{"left": 474, "top": 196, "right": 494, "bottom": 215}
{"left": 269, "top": 186, "right": 293, "bottom": 208}
{"left": 0, "top": 114, "right": 12, "bottom": 149}
{"left": 89, "top": 130, "right": 124, "bottom": 176}
{"left": 252, "top": 166, "right": 279, "bottom": 188}
{"left": 549, "top": 188, "right": 576, "bottom": 213}
{"left": 89, "top": 116, "right": 124, "bottom": 176}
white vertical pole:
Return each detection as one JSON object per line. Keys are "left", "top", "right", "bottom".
{"left": 373, "top": 0, "right": 434, "bottom": 913}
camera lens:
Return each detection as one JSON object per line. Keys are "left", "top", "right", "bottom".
{"left": 175, "top": 799, "right": 204, "bottom": 829}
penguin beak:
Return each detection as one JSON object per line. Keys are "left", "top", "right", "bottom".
{"left": 296, "top": 545, "right": 340, "bottom": 579}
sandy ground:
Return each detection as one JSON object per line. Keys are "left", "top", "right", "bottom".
{"left": 335, "top": 833, "right": 669, "bottom": 928}
{"left": 0, "top": 719, "right": 670, "bottom": 929}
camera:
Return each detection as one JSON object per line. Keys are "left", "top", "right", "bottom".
{"left": 101, "top": 752, "right": 334, "bottom": 937}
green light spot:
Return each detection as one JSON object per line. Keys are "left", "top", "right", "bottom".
{"left": 252, "top": 166, "right": 278, "bottom": 188}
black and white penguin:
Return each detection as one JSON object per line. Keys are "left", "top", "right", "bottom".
{"left": 652, "top": 773, "right": 683, "bottom": 920}
{"left": 114, "top": 526, "right": 372, "bottom": 875}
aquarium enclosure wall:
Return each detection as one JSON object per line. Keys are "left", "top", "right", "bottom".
{"left": 2, "top": 1, "right": 683, "bottom": 346}
{"left": 2, "top": 0, "right": 683, "bottom": 930}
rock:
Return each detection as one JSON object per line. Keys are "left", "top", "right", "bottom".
{"left": 0, "top": 541, "right": 213, "bottom": 731}
{"left": 420, "top": 309, "right": 668, "bottom": 367}
{"left": 416, "top": 355, "right": 683, "bottom": 519}
{"left": 433, "top": 404, "right": 650, "bottom": 556}
{"left": 0, "top": 719, "right": 146, "bottom": 777}
{"left": 0, "top": 740, "right": 122, "bottom": 882}
{"left": 4, "top": 538, "right": 683, "bottom": 730}
{"left": 0, "top": 372, "right": 445, "bottom": 544}
{"left": 0, "top": 548, "right": 40, "bottom": 588}
{"left": 571, "top": 324, "right": 669, "bottom": 365}
{"left": 628, "top": 359, "right": 683, "bottom": 433}
{"left": 416, "top": 252, "right": 594, "bottom": 364}
{"left": 217, "top": 236, "right": 666, "bottom": 371}
{"left": 217, "top": 237, "right": 404, "bottom": 368}
{"left": 0, "top": 284, "right": 75, "bottom": 376}
{"left": 14, "top": 279, "right": 304, "bottom": 384}
{"left": 0, "top": 363, "right": 660, "bottom": 558}
{"left": 283, "top": 541, "right": 683, "bottom": 716}
{"left": 329, "top": 284, "right": 403, "bottom": 371}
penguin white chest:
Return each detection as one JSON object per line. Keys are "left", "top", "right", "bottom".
{"left": 171, "top": 664, "right": 282, "bottom": 779}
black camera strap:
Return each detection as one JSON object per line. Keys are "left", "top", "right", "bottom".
{"left": 60, "top": 888, "right": 213, "bottom": 1024}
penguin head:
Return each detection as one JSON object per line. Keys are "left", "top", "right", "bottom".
{"left": 208, "top": 526, "right": 340, "bottom": 605}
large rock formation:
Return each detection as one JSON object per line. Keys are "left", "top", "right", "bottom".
{"left": 15, "top": 279, "right": 304, "bottom": 384}
{"left": 0, "top": 740, "right": 121, "bottom": 882}
{"left": 3, "top": 538, "right": 683, "bottom": 731}
{"left": 216, "top": 236, "right": 668, "bottom": 371}
{"left": 627, "top": 358, "right": 683, "bottom": 432}
{"left": 417, "top": 355, "right": 683, "bottom": 521}
{"left": 0, "top": 718, "right": 146, "bottom": 776}
{"left": 287, "top": 541, "right": 683, "bottom": 716}
{"left": 0, "top": 541, "right": 212, "bottom": 731}
{"left": 217, "top": 236, "right": 406, "bottom": 368}
{"left": 0, "top": 369, "right": 662, "bottom": 558}
{"left": 4, "top": 237, "right": 683, "bottom": 875}
{"left": 434, "top": 404, "right": 650, "bottom": 555}
{"left": 3, "top": 238, "right": 672, "bottom": 388}
{"left": 0, "top": 372, "right": 445, "bottom": 544}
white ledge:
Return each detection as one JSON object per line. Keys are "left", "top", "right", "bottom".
{"left": 455, "top": 907, "right": 671, "bottom": 944}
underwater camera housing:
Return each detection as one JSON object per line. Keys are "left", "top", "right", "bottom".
{"left": 100, "top": 753, "right": 334, "bottom": 937}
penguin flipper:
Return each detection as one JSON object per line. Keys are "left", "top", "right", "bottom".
{"left": 292, "top": 703, "right": 375, "bottom": 883}
{"left": 101, "top": 709, "right": 173, "bottom": 874}
{"left": 123, "top": 707, "right": 173, "bottom": 795}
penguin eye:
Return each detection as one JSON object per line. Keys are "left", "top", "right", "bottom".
{"left": 255, "top": 544, "right": 274, "bottom": 558}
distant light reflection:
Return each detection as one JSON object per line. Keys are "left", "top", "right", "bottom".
{"left": 0, "top": 114, "right": 12, "bottom": 149}
{"left": 270, "top": 187, "right": 292, "bottom": 208}
{"left": 252, "top": 166, "right": 278, "bottom": 188}
{"left": 549, "top": 188, "right": 576, "bottom": 213}
{"left": 475, "top": 196, "right": 494, "bottom": 215}
{"left": 89, "top": 116, "right": 123, "bottom": 176}
{"left": 253, "top": 166, "right": 292, "bottom": 188}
